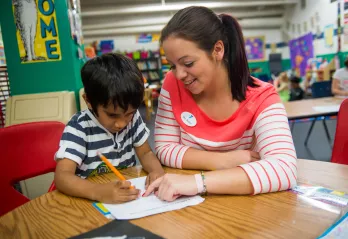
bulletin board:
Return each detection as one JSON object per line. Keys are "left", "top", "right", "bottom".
{"left": 289, "top": 33, "right": 314, "bottom": 77}
{"left": 244, "top": 36, "right": 265, "bottom": 62}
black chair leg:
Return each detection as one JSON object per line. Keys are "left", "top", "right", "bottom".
{"left": 305, "top": 119, "right": 316, "bottom": 146}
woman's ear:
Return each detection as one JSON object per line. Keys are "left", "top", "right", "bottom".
{"left": 82, "top": 93, "right": 93, "bottom": 110}
{"left": 212, "top": 40, "right": 225, "bottom": 61}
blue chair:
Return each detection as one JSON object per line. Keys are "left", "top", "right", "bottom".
{"left": 311, "top": 81, "right": 332, "bottom": 98}
{"left": 304, "top": 81, "right": 333, "bottom": 146}
{"left": 257, "top": 74, "right": 270, "bottom": 82}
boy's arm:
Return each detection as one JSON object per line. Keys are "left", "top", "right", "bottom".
{"left": 55, "top": 159, "right": 100, "bottom": 200}
{"left": 135, "top": 140, "right": 165, "bottom": 187}
{"left": 55, "top": 158, "right": 139, "bottom": 203}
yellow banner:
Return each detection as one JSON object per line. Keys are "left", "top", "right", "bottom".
{"left": 13, "top": 0, "right": 61, "bottom": 63}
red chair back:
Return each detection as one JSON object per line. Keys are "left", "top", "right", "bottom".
{"left": 0, "top": 121, "right": 64, "bottom": 216}
{"left": 332, "top": 99, "right": 348, "bottom": 165}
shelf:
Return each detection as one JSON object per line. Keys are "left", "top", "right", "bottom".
{"left": 140, "top": 69, "right": 160, "bottom": 72}
{"left": 134, "top": 57, "right": 159, "bottom": 61}
{"left": 147, "top": 79, "right": 161, "bottom": 82}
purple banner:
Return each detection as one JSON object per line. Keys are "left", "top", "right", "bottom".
{"left": 245, "top": 36, "right": 265, "bottom": 61}
{"left": 289, "top": 33, "right": 314, "bottom": 77}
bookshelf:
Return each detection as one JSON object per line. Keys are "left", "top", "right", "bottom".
{"left": 160, "top": 46, "right": 170, "bottom": 82}
{"left": 135, "top": 57, "right": 161, "bottom": 85}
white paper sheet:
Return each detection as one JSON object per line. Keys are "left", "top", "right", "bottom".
{"left": 103, "top": 177, "right": 205, "bottom": 220}
{"left": 312, "top": 105, "right": 340, "bottom": 113}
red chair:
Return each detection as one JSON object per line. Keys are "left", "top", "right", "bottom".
{"left": 0, "top": 121, "right": 65, "bottom": 216}
{"left": 331, "top": 99, "right": 348, "bottom": 165}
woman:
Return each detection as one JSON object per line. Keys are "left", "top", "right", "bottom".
{"left": 144, "top": 6, "right": 297, "bottom": 201}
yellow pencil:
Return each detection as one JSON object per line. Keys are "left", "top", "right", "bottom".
{"left": 97, "top": 152, "right": 135, "bottom": 189}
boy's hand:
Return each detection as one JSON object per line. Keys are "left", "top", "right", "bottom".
{"left": 145, "top": 169, "right": 165, "bottom": 189}
{"left": 95, "top": 180, "right": 140, "bottom": 204}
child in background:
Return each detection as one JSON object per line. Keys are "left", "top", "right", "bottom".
{"left": 289, "top": 76, "right": 305, "bottom": 101}
{"left": 275, "top": 72, "right": 290, "bottom": 102}
{"left": 54, "top": 53, "right": 164, "bottom": 204}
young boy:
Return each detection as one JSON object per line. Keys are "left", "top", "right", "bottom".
{"left": 289, "top": 76, "right": 305, "bottom": 101}
{"left": 55, "top": 53, "right": 164, "bottom": 204}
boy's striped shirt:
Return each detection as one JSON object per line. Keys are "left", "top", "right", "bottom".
{"left": 55, "top": 109, "right": 149, "bottom": 178}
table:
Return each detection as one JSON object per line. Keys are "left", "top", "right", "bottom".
{"left": 283, "top": 97, "right": 345, "bottom": 145}
{"left": 283, "top": 97, "right": 344, "bottom": 120}
{"left": 1, "top": 159, "right": 348, "bottom": 239}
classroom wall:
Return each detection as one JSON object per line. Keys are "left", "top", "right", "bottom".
{"left": 0, "top": 0, "right": 83, "bottom": 99}
{"left": 84, "top": 29, "right": 284, "bottom": 77}
{"left": 85, "top": 35, "right": 160, "bottom": 52}
{"left": 284, "top": 0, "right": 339, "bottom": 57}
{"left": 85, "top": 29, "right": 283, "bottom": 53}
{"left": 244, "top": 29, "right": 284, "bottom": 61}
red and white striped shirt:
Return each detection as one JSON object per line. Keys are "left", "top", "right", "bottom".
{"left": 154, "top": 72, "right": 297, "bottom": 195}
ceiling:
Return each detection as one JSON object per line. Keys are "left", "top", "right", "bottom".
{"left": 80, "top": 0, "right": 299, "bottom": 43}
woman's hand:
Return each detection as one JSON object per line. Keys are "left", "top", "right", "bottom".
{"left": 143, "top": 174, "right": 198, "bottom": 202}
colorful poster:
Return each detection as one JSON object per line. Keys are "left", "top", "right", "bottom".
{"left": 244, "top": 36, "right": 265, "bottom": 61}
{"left": 344, "top": 25, "right": 348, "bottom": 45}
{"left": 289, "top": 33, "right": 314, "bottom": 77}
{"left": 12, "top": 0, "right": 61, "bottom": 63}
{"left": 136, "top": 34, "right": 160, "bottom": 43}
{"left": 0, "top": 46, "right": 6, "bottom": 66}
{"left": 345, "top": 0, "right": 348, "bottom": 24}
{"left": 324, "top": 24, "right": 334, "bottom": 47}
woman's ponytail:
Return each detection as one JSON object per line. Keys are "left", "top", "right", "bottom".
{"left": 219, "top": 14, "right": 257, "bottom": 101}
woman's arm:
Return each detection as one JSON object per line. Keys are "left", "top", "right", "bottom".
{"left": 237, "top": 103, "right": 297, "bottom": 194}
{"left": 154, "top": 89, "right": 190, "bottom": 168}
{"left": 155, "top": 89, "right": 223, "bottom": 169}
{"left": 145, "top": 104, "right": 297, "bottom": 200}
{"left": 155, "top": 88, "right": 259, "bottom": 170}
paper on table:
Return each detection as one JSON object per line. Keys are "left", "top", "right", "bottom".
{"left": 312, "top": 105, "right": 340, "bottom": 113}
{"left": 103, "top": 177, "right": 205, "bottom": 220}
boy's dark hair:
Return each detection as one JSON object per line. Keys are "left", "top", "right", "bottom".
{"left": 81, "top": 53, "right": 144, "bottom": 115}
{"left": 290, "top": 76, "right": 301, "bottom": 84}
{"left": 160, "top": 6, "right": 258, "bottom": 102}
